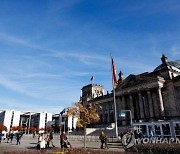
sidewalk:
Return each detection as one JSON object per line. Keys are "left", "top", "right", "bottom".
{"left": 0, "top": 135, "right": 125, "bottom": 153}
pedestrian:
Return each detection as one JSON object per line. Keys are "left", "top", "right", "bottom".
{"left": 60, "top": 131, "right": 67, "bottom": 149}
{"left": 33, "top": 132, "right": 36, "bottom": 138}
{"left": 46, "top": 134, "right": 51, "bottom": 148}
{"left": 38, "top": 133, "right": 46, "bottom": 150}
{"left": 149, "top": 129, "right": 154, "bottom": 138}
{"left": 10, "top": 132, "right": 14, "bottom": 143}
{"left": 0, "top": 132, "right": 2, "bottom": 143}
{"left": 99, "top": 130, "right": 105, "bottom": 149}
{"left": 104, "top": 134, "right": 109, "bottom": 149}
{"left": 6, "top": 132, "right": 10, "bottom": 143}
{"left": 16, "top": 133, "right": 21, "bottom": 145}
{"left": 50, "top": 131, "right": 55, "bottom": 147}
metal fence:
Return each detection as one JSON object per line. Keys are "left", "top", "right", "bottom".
{"left": 67, "top": 135, "right": 99, "bottom": 142}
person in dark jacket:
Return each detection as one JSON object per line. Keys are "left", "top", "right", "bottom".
{"left": 60, "top": 131, "right": 67, "bottom": 149}
{"left": 16, "top": 133, "right": 21, "bottom": 145}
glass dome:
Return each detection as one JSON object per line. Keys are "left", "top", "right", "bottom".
{"left": 154, "top": 60, "right": 180, "bottom": 72}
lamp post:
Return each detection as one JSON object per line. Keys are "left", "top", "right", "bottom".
{"left": 120, "top": 110, "right": 133, "bottom": 126}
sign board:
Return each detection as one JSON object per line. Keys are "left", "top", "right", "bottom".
{"left": 119, "top": 111, "right": 126, "bottom": 117}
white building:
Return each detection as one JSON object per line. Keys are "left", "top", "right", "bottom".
{"left": 0, "top": 109, "right": 77, "bottom": 133}
{"left": 0, "top": 110, "right": 21, "bottom": 131}
{"left": 30, "top": 112, "right": 53, "bottom": 129}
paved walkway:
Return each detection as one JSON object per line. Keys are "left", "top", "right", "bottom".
{"left": 0, "top": 134, "right": 125, "bottom": 153}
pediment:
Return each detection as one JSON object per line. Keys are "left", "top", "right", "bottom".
{"left": 116, "top": 74, "right": 158, "bottom": 90}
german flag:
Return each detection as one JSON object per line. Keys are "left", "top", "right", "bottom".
{"left": 111, "top": 58, "right": 118, "bottom": 88}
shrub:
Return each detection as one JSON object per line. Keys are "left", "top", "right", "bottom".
{"left": 4, "top": 148, "right": 122, "bottom": 154}
{"left": 127, "top": 143, "right": 180, "bottom": 154}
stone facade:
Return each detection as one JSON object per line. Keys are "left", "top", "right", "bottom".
{"left": 81, "top": 84, "right": 104, "bottom": 102}
{"left": 81, "top": 55, "right": 180, "bottom": 127}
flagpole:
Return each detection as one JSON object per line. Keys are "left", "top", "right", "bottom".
{"left": 111, "top": 57, "right": 118, "bottom": 138}
{"left": 113, "top": 87, "right": 118, "bottom": 137}
{"left": 91, "top": 76, "right": 94, "bottom": 85}
{"left": 59, "top": 114, "right": 62, "bottom": 135}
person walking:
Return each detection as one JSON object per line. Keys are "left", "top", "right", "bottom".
{"left": 60, "top": 131, "right": 67, "bottom": 149}
{"left": 16, "top": 133, "right": 21, "bottom": 145}
{"left": 50, "top": 131, "right": 55, "bottom": 147}
{"left": 99, "top": 130, "right": 105, "bottom": 149}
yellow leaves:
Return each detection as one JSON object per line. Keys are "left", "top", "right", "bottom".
{"left": 66, "top": 102, "right": 100, "bottom": 128}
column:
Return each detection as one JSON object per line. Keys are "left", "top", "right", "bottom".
{"left": 157, "top": 87, "right": 165, "bottom": 117}
{"left": 138, "top": 92, "right": 144, "bottom": 119}
{"left": 147, "top": 90, "right": 154, "bottom": 118}
{"left": 116, "top": 97, "right": 121, "bottom": 121}
{"left": 135, "top": 95, "right": 140, "bottom": 119}
{"left": 129, "top": 95, "right": 134, "bottom": 119}
{"left": 152, "top": 93, "right": 160, "bottom": 118}
{"left": 122, "top": 96, "right": 125, "bottom": 110}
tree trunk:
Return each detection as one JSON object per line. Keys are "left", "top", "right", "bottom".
{"left": 83, "top": 125, "right": 86, "bottom": 148}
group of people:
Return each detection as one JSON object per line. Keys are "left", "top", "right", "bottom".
{"left": 0, "top": 131, "right": 23, "bottom": 145}
{"left": 37, "top": 131, "right": 71, "bottom": 150}
{"left": 37, "top": 132, "right": 55, "bottom": 150}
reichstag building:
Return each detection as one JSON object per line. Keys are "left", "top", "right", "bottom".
{"left": 81, "top": 55, "right": 180, "bottom": 137}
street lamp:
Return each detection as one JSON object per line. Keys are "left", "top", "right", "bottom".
{"left": 119, "top": 110, "right": 133, "bottom": 126}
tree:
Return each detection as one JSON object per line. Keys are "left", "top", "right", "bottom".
{"left": 11, "top": 126, "right": 23, "bottom": 131}
{"left": 66, "top": 102, "right": 100, "bottom": 148}
{"left": 0, "top": 124, "right": 7, "bottom": 132}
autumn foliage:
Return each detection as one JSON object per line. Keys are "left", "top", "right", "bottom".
{"left": 66, "top": 102, "right": 100, "bottom": 148}
{"left": 11, "top": 126, "right": 23, "bottom": 131}
{"left": 0, "top": 124, "right": 7, "bottom": 132}
{"left": 66, "top": 102, "right": 100, "bottom": 128}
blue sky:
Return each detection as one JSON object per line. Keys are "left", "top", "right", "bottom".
{"left": 0, "top": 0, "right": 180, "bottom": 113}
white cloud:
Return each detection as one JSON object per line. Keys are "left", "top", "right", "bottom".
{"left": 0, "top": 98, "right": 64, "bottom": 114}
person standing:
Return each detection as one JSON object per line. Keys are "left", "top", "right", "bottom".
{"left": 38, "top": 133, "right": 46, "bottom": 150}
{"left": 60, "top": 131, "right": 67, "bottom": 149}
{"left": 0, "top": 132, "right": 2, "bottom": 143}
{"left": 104, "top": 134, "right": 109, "bottom": 149}
{"left": 99, "top": 130, "right": 105, "bottom": 149}
{"left": 10, "top": 132, "right": 14, "bottom": 143}
{"left": 46, "top": 134, "right": 51, "bottom": 148}
{"left": 6, "top": 132, "right": 10, "bottom": 143}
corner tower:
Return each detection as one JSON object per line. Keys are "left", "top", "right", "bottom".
{"left": 81, "top": 84, "right": 104, "bottom": 102}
